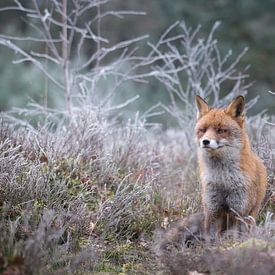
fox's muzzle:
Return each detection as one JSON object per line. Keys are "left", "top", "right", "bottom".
{"left": 200, "top": 139, "right": 224, "bottom": 149}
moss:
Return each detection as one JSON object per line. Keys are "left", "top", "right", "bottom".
{"left": 238, "top": 238, "right": 271, "bottom": 250}
{"left": 94, "top": 242, "right": 152, "bottom": 274}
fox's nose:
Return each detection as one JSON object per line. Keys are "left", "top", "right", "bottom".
{"left": 202, "top": 139, "right": 210, "bottom": 146}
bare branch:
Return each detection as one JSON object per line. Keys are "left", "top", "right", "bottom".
{"left": 30, "top": 51, "right": 60, "bottom": 64}
{"left": 0, "top": 38, "right": 63, "bottom": 89}
{"left": 32, "top": 0, "right": 61, "bottom": 60}
{"left": 0, "top": 34, "right": 62, "bottom": 43}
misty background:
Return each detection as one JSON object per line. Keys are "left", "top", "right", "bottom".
{"left": 0, "top": 0, "right": 274, "bottom": 121}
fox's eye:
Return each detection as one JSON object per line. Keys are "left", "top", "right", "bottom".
{"left": 217, "top": 128, "right": 227, "bottom": 134}
{"left": 199, "top": 128, "right": 207, "bottom": 133}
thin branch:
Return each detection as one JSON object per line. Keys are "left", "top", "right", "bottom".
{"left": 0, "top": 34, "right": 62, "bottom": 43}
{"left": 61, "top": 0, "right": 72, "bottom": 114}
{"left": 30, "top": 51, "right": 60, "bottom": 64}
{"left": 32, "top": 0, "right": 61, "bottom": 61}
{"left": 0, "top": 38, "right": 63, "bottom": 89}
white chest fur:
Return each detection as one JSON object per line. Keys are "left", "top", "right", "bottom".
{"left": 201, "top": 151, "right": 248, "bottom": 215}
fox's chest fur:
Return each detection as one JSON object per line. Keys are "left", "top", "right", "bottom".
{"left": 201, "top": 153, "right": 248, "bottom": 215}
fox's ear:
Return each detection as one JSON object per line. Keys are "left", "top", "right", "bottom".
{"left": 195, "top": 95, "right": 210, "bottom": 119}
{"left": 225, "top": 96, "right": 245, "bottom": 118}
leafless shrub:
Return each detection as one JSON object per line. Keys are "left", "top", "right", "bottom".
{"left": 98, "top": 178, "right": 154, "bottom": 240}
{"left": 205, "top": 246, "right": 275, "bottom": 275}
{"left": 148, "top": 21, "right": 257, "bottom": 132}
{"left": 154, "top": 213, "right": 275, "bottom": 275}
{"left": 153, "top": 129, "right": 201, "bottom": 216}
{"left": 0, "top": 116, "right": 98, "bottom": 273}
{"left": 0, "top": 0, "right": 150, "bottom": 114}
{"left": 153, "top": 223, "right": 207, "bottom": 275}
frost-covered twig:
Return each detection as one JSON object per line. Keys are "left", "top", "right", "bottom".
{"left": 0, "top": 0, "right": 149, "bottom": 114}
{"left": 147, "top": 22, "right": 255, "bottom": 140}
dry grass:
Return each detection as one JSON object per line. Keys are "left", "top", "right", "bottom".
{"left": 0, "top": 102, "right": 273, "bottom": 274}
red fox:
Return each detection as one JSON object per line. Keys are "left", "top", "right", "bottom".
{"left": 195, "top": 95, "right": 267, "bottom": 236}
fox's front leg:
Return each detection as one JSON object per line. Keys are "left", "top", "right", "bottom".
{"left": 204, "top": 210, "right": 215, "bottom": 241}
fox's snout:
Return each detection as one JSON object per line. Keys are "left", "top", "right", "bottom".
{"left": 200, "top": 138, "right": 224, "bottom": 149}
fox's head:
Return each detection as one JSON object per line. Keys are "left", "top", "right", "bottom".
{"left": 195, "top": 95, "right": 245, "bottom": 155}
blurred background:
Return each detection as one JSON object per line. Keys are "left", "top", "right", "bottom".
{"left": 0, "top": 0, "right": 274, "bottom": 119}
